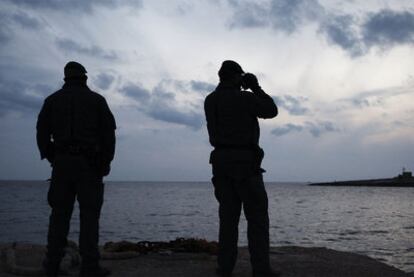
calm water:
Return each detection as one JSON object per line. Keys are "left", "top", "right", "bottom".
{"left": 0, "top": 181, "right": 413, "bottom": 272}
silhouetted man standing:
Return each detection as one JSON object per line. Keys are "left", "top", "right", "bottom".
{"left": 37, "top": 61, "right": 116, "bottom": 277}
{"left": 204, "top": 60, "right": 279, "bottom": 277}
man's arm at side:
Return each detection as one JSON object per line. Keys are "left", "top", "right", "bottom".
{"left": 100, "top": 98, "right": 116, "bottom": 175}
{"left": 204, "top": 93, "right": 217, "bottom": 147}
{"left": 36, "top": 99, "right": 53, "bottom": 162}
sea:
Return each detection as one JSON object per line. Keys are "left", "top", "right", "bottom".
{"left": 0, "top": 180, "right": 413, "bottom": 272}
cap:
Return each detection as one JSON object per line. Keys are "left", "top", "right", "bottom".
{"left": 64, "top": 61, "right": 87, "bottom": 78}
{"left": 218, "top": 60, "right": 244, "bottom": 80}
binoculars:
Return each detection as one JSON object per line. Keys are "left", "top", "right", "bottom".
{"left": 241, "top": 73, "right": 259, "bottom": 90}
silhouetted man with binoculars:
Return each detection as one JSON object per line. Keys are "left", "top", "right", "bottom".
{"left": 205, "top": 60, "right": 279, "bottom": 277}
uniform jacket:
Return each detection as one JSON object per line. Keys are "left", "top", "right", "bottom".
{"left": 36, "top": 80, "right": 116, "bottom": 165}
{"left": 204, "top": 83, "right": 277, "bottom": 165}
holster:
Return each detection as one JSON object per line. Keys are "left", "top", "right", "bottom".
{"left": 45, "top": 141, "right": 55, "bottom": 164}
{"left": 210, "top": 145, "right": 266, "bottom": 173}
{"left": 254, "top": 146, "right": 266, "bottom": 173}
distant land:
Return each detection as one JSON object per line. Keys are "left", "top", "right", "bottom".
{"left": 310, "top": 169, "right": 414, "bottom": 187}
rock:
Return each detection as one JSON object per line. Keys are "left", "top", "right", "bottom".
{"left": 103, "top": 241, "right": 139, "bottom": 253}
{"left": 0, "top": 242, "right": 410, "bottom": 277}
{"left": 158, "top": 250, "right": 173, "bottom": 256}
{"left": 0, "top": 242, "right": 79, "bottom": 276}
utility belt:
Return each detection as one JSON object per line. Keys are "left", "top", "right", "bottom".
{"left": 214, "top": 144, "right": 256, "bottom": 151}
{"left": 210, "top": 144, "right": 264, "bottom": 165}
{"left": 54, "top": 142, "right": 100, "bottom": 157}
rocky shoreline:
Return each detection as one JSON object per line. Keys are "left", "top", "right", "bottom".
{"left": 1, "top": 241, "right": 413, "bottom": 277}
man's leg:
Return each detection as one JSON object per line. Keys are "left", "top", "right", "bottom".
{"left": 76, "top": 162, "right": 104, "bottom": 273}
{"left": 239, "top": 173, "right": 271, "bottom": 273}
{"left": 212, "top": 175, "right": 242, "bottom": 274}
{"left": 45, "top": 159, "right": 76, "bottom": 274}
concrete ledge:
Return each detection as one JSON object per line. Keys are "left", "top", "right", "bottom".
{"left": 0, "top": 242, "right": 412, "bottom": 276}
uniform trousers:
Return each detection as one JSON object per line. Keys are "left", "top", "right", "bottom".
{"left": 46, "top": 154, "right": 103, "bottom": 269}
{"left": 212, "top": 163, "right": 270, "bottom": 273}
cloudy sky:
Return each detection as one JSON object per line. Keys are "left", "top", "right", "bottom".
{"left": 0, "top": 0, "right": 413, "bottom": 182}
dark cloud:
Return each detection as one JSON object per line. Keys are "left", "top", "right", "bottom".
{"left": 0, "top": 77, "right": 50, "bottom": 117}
{"left": 271, "top": 123, "right": 303, "bottom": 136}
{"left": 143, "top": 79, "right": 215, "bottom": 96}
{"left": 94, "top": 73, "right": 115, "bottom": 90}
{"left": 228, "top": 0, "right": 324, "bottom": 34}
{"left": 305, "top": 121, "right": 337, "bottom": 137}
{"left": 147, "top": 106, "right": 203, "bottom": 131}
{"left": 120, "top": 83, "right": 151, "bottom": 103}
{"left": 0, "top": 19, "right": 12, "bottom": 44}
{"left": 268, "top": 0, "right": 323, "bottom": 33}
{"left": 362, "top": 9, "right": 414, "bottom": 48}
{"left": 348, "top": 96, "right": 383, "bottom": 108}
{"left": 4, "top": 0, "right": 142, "bottom": 13}
{"left": 121, "top": 81, "right": 204, "bottom": 130}
{"left": 189, "top": 80, "right": 216, "bottom": 93}
{"left": 0, "top": 11, "right": 42, "bottom": 44}
{"left": 11, "top": 11, "right": 42, "bottom": 29}
{"left": 175, "top": 2, "right": 195, "bottom": 16}
{"left": 272, "top": 121, "right": 338, "bottom": 137}
{"left": 56, "top": 38, "right": 118, "bottom": 60}
{"left": 319, "top": 15, "right": 364, "bottom": 57}
{"left": 152, "top": 84, "right": 176, "bottom": 101}
{"left": 273, "top": 95, "right": 309, "bottom": 115}
{"left": 151, "top": 83, "right": 204, "bottom": 130}
{"left": 227, "top": 0, "right": 414, "bottom": 57}
{"left": 321, "top": 9, "right": 414, "bottom": 56}
{"left": 351, "top": 98, "right": 371, "bottom": 108}
{"left": 227, "top": 0, "right": 269, "bottom": 29}
{"left": 0, "top": 31, "right": 9, "bottom": 43}
{"left": 339, "top": 85, "right": 410, "bottom": 109}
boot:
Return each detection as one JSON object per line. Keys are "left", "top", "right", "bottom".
{"left": 216, "top": 267, "right": 232, "bottom": 276}
{"left": 252, "top": 268, "right": 281, "bottom": 277}
{"left": 42, "top": 259, "right": 59, "bottom": 277}
{"left": 79, "top": 265, "right": 111, "bottom": 277}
